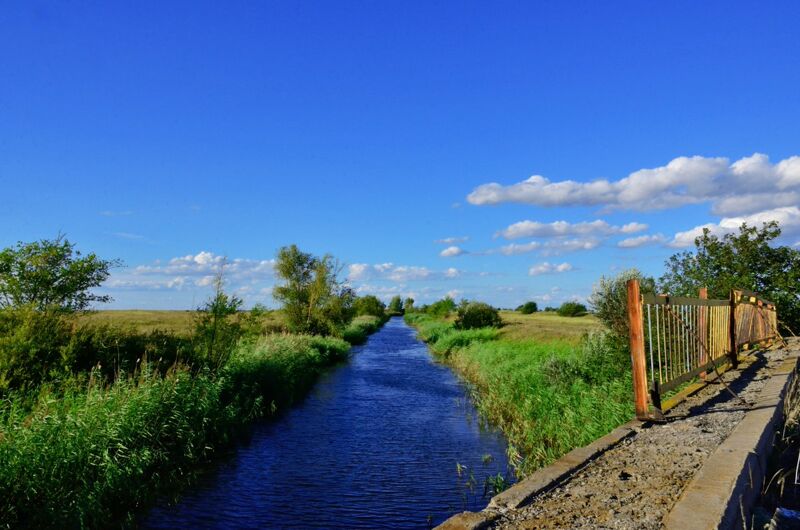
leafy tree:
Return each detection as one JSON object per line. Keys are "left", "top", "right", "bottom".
{"left": 516, "top": 301, "right": 538, "bottom": 314}
{"left": 404, "top": 297, "right": 415, "bottom": 313}
{"left": 354, "top": 295, "right": 386, "bottom": 318}
{"left": 659, "top": 222, "right": 800, "bottom": 333}
{"left": 0, "top": 236, "right": 119, "bottom": 312}
{"left": 427, "top": 297, "right": 457, "bottom": 318}
{"left": 455, "top": 301, "right": 502, "bottom": 329}
{"left": 387, "top": 295, "right": 404, "bottom": 315}
{"left": 557, "top": 301, "right": 588, "bottom": 317}
{"left": 589, "top": 269, "right": 655, "bottom": 343}
{"left": 273, "top": 245, "right": 355, "bottom": 335}
{"left": 194, "top": 271, "right": 242, "bottom": 370}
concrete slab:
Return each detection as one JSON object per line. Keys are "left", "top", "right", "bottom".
{"left": 664, "top": 353, "right": 799, "bottom": 530}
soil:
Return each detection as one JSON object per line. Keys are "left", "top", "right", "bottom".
{"left": 491, "top": 346, "right": 790, "bottom": 529}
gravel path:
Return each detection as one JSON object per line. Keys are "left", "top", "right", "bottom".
{"left": 491, "top": 346, "right": 790, "bottom": 530}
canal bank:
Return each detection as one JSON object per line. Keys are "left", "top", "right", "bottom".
{"left": 142, "top": 317, "right": 512, "bottom": 529}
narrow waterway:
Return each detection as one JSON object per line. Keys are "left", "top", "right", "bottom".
{"left": 142, "top": 317, "right": 511, "bottom": 529}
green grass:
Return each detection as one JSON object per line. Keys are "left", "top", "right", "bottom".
{"left": 0, "top": 333, "right": 351, "bottom": 528}
{"left": 405, "top": 312, "right": 633, "bottom": 477}
{"left": 342, "top": 315, "right": 388, "bottom": 345}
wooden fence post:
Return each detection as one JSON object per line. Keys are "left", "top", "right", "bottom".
{"left": 698, "top": 287, "right": 708, "bottom": 379}
{"left": 627, "top": 279, "right": 649, "bottom": 419}
{"left": 729, "top": 291, "right": 739, "bottom": 369}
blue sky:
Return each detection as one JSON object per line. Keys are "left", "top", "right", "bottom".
{"left": 2, "top": 1, "right": 799, "bottom": 309}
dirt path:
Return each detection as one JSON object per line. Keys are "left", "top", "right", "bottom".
{"left": 491, "top": 347, "right": 789, "bottom": 529}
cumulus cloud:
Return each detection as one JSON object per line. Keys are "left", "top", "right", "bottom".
{"left": 617, "top": 234, "right": 667, "bottom": 248}
{"left": 528, "top": 262, "right": 574, "bottom": 276}
{"left": 435, "top": 236, "right": 469, "bottom": 244}
{"left": 347, "top": 263, "right": 461, "bottom": 282}
{"left": 496, "top": 238, "right": 601, "bottom": 256}
{"left": 440, "top": 246, "right": 466, "bottom": 257}
{"left": 497, "top": 219, "right": 647, "bottom": 239}
{"left": 468, "top": 153, "right": 800, "bottom": 216}
{"left": 669, "top": 206, "right": 800, "bottom": 247}
{"left": 134, "top": 251, "right": 275, "bottom": 281}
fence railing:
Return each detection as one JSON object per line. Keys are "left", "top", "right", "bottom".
{"left": 626, "top": 280, "right": 779, "bottom": 420}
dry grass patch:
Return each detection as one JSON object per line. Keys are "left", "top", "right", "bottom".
{"left": 498, "top": 311, "right": 601, "bottom": 344}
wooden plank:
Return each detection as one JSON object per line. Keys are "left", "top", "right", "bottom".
{"left": 641, "top": 293, "right": 729, "bottom": 307}
{"left": 699, "top": 287, "right": 708, "bottom": 379}
{"left": 627, "top": 279, "right": 649, "bottom": 419}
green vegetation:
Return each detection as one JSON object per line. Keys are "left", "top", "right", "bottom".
{"left": 0, "top": 235, "right": 119, "bottom": 311}
{"left": 406, "top": 304, "right": 632, "bottom": 477}
{"left": 353, "top": 294, "right": 386, "bottom": 319}
{"left": 273, "top": 244, "right": 356, "bottom": 335}
{"left": 589, "top": 268, "right": 655, "bottom": 344}
{"left": 0, "top": 334, "right": 350, "bottom": 528}
{"left": 516, "top": 301, "right": 538, "bottom": 314}
{"left": 659, "top": 221, "right": 800, "bottom": 333}
{"left": 387, "top": 295, "right": 404, "bottom": 316}
{"left": 556, "top": 301, "right": 588, "bottom": 317}
{"left": 0, "top": 239, "right": 385, "bottom": 527}
{"left": 455, "top": 301, "right": 502, "bottom": 330}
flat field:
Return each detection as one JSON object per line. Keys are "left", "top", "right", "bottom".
{"left": 498, "top": 311, "right": 602, "bottom": 344}
{"left": 78, "top": 309, "right": 285, "bottom": 335}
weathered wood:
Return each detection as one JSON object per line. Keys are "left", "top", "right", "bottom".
{"left": 641, "top": 293, "right": 730, "bottom": 306}
{"left": 627, "top": 279, "right": 649, "bottom": 419}
{"left": 698, "top": 287, "right": 708, "bottom": 379}
{"left": 729, "top": 291, "right": 739, "bottom": 369}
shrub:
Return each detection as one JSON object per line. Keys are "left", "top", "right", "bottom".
{"left": 516, "top": 301, "right": 538, "bottom": 314}
{"left": 455, "top": 302, "right": 502, "bottom": 330}
{"left": 588, "top": 269, "right": 655, "bottom": 344}
{"left": 0, "top": 306, "right": 72, "bottom": 392}
{"left": 342, "top": 315, "right": 384, "bottom": 345}
{"left": 557, "top": 301, "right": 588, "bottom": 317}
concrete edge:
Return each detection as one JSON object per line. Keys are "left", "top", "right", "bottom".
{"left": 433, "top": 421, "right": 637, "bottom": 529}
{"left": 664, "top": 352, "right": 800, "bottom": 530}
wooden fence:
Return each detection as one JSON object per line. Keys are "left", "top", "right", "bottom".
{"left": 626, "top": 280, "right": 779, "bottom": 420}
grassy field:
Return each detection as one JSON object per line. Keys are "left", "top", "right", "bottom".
{"left": 406, "top": 310, "right": 633, "bottom": 477}
{"left": 497, "top": 311, "right": 602, "bottom": 344}
{"left": 78, "top": 309, "right": 285, "bottom": 336}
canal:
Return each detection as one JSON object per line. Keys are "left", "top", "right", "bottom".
{"left": 142, "top": 317, "right": 511, "bottom": 529}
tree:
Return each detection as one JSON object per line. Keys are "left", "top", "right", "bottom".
{"left": 0, "top": 236, "right": 119, "bottom": 312}
{"left": 557, "top": 301, "right": 588, "bottom": 317}
{"left": 516, "top": 301, "right": 538, "bottom": 314}
{"left": 194, "top": 270, "right": 243, "bottom": 371}
{"left": 404, "top": 297, "right": 415, "bottom": 313}
{"left": 659, "top": 221, "right": 800, "bottom": 333}
{"left": 273, "top": 245, "right": 355, "bottom": 335}
{"left": 387, "top": 295, "right": 403, "bottom": 315}
{"left": 427, "top": 297, "right": 457, "bottom": 317}
{"left": 589, "top": 269, "right": 655, "bottom": 343}
{"left": 354, "top": 295, "right": 386, "bottom": 318}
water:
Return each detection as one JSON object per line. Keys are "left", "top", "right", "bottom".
{"left": 142, "top": 317, "right": 511, "bottom": 529}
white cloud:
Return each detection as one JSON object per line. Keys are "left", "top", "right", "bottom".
{"left": 617, "top": 234, "right": 667, "bottom": 248}
{"left": 495, "top": 237, "right": 601, "bottom": 256}
{"left": 435, "top": 236, "right": 469, "bottom": 244}
{"left": 528, "top": 262, "right": 573, "bottom": 276}
{"left": 669, "top": 206, "right": 800, "bottom": 247}
{"left": 347, "top": 263, "right": 460, "bottom": 282}
{"left": 467, "top": 153, "right": 800, "bottom": 216}
{"left": 440, "top": 246, "right": 466, "bottom": 257}
{"left": 497, "top": 219, "right": 647, "bottom": 239}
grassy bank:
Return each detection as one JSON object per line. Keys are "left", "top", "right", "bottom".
{"left": 0, "top": 334, "right": 351, "bottom": 528}
{"left": 405, "top": 311, "right": 633, "bottom": 477}
{"left": 0, "top": 304, "right": 389, "bottom": 528}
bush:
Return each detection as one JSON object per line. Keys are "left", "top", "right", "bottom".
{"left": 557, "top": 302, "right": 588, "bottom": 317}
{"left": 516, "top": 301, "right": 538, "bottom": 314}
{"left": 426, "top": 297, "right": 457, "bottom": 318}
{"left": 588, "top": 269, "right": 655, "bottom": 343}
{"left": 455, "top": 302, "right": 502, "bottom": 329}
{"left": 342, "top": 315, "right": 384, "bottom": 345}
{"left": 0, "top": 306, "right": 72, "bottom": 392}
